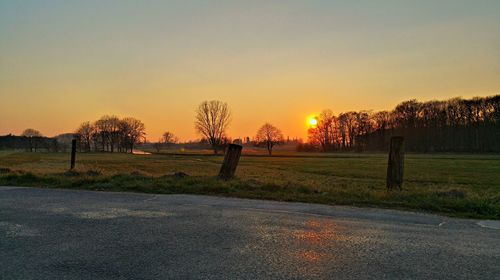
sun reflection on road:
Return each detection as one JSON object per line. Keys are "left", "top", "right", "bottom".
{"left": 295, "top": 220, "right": 337, "bottom": 243}
{"left": 293, "top": 219, "right": 338, "bottom": 263}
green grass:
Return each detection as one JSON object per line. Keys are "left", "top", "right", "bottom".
{"left": 0, "top": 151, "right": 499, "bottom": 219}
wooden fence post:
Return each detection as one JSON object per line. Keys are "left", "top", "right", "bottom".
{"left": 386, "top": 136, "right": 404, "bottom": 190}
{"left": 70, "top": 139, "right": 77, "bottom": 170}
{"left": 218, "top": 144, "right": 242, "bottom": 180}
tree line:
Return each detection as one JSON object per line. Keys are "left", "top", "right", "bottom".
{"left": 0, "top": 129, "right": 72, "bottom": 152}
{"left": 3, "top": 96, "right": 498, "bottom": 154}
{"left": 0, "top": 116, "right": 148, "bottom": 154}
{"left": 75, "top": 116, "right": 145, "bottom": 153}
{"left": 302, "top": 95, "right": 500, "bottom": 152}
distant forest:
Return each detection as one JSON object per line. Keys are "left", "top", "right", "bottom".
{"left": 302, "top": 95, "right": 500, "bottom": 153}
{"left": 0, "top": 133, "right": 73, "bottom": 152}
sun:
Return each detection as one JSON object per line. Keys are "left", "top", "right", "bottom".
{"left": 308, "top": 117, "right": 318, "bottom": 127}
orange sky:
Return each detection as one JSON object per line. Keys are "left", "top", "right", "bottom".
{"left": 1, "top": 1, "right": 499, "bottom": 141}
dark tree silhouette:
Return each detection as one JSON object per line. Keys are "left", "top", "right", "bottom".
{"left": 75, "top": 122, "right": 95, "bottom": 152}
{"left": 94, "top": 115, "right": 121, "bottom": 152}
{"left": 195, "top": 100, "right": 231, "bottom": 154}
{"left": 308, "top": 110, "right": 337, "bottom": 151}
{"left": 75, "top": 116, "right": 146, "bottom": 153}
{"left": 255, "top": 123, "right": 284, "bottom": 155}
{"left": 162, "top": 131, "right": 178, "bottom": 147}
{"left": 120, "top": 117, "right": 146, "bottom": 153}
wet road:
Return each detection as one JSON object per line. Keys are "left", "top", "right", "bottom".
{"left": 1, "top": 187, "right": 498, "bottom": 279}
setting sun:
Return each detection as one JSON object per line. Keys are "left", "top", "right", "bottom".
{"left": 308, "top": 117, "right": 318, "bottom": 128}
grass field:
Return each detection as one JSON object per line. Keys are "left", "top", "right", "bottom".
{"left": 0, "top": 150, "right": 499, "bottom": 219}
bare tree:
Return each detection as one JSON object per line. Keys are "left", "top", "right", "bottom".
{"left": 255, "top": 123, "right": 284, "bottom": 155}
{"left": 120, "top": 117, "right": 146, "bottom": 153}
{"left": 95, "top": 115, "right": 120, "bottom": 152}
{"left": 393, "top": 99, "right": 421, "bottom": 129}
{"left": 78, "top": 116, "right": 146, "bottom": 153}
{"left": 162, "top": 131, "right": 179, "bottom": 147}
{"left": 21, "top": 128, "right": 42, "bottom": 152}
{"left": 160, "top": 131, "right": 179, "bottom": 149}
{"left": 373, "top": 111, "right": 392, "bottom": 131}
{"left": 75, "top": 122, "right": 96, "bottom": 152}
{"left": 344, "top": 112, "right": 359, "bottom": 148}
{"left": 308, "top": 110, "right": 340, "bottom": 151}
{"left": 194, "top": 100, "right": 231, "bottom": 154}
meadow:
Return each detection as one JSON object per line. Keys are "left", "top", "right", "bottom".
{"left": 0, "top": 150, "right": 499, "bottom": 219}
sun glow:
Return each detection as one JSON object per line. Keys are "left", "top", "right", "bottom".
{"left": 308, "top": 116, "right": 318, "bottom": 128}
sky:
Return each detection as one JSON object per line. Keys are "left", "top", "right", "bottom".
{"left": 1, "top": 0, "right": 499, "bottom": 141}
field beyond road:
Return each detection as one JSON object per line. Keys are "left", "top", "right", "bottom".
{"left": 0, "top": 151, "right": 499, "bottom": 219}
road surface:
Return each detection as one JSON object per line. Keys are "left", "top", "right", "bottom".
{"left": 1, "top": 187, "right": 498, "bottom": 279}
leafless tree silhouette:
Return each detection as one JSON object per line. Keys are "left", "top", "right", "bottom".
{"left": 75, "top": 116, "right": 145, "bottom": 153}
{"left": 95, "top": 115, "right": 121, "bottom": 152}
{"left": 255, "top": 123, "right": 284, "bottom": 155}
{"left": 120, "top": 117, "right": 146, "bottom": 153}
{"left": 75, "top": 122, "right": 96, "bottom": 152}
{"left": 162, "top": 131, "right": 178, "bottom": 146}
{"left": 195, "top": 100, "right": 231, "bottom": 154}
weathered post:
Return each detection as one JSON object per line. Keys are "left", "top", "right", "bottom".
{"left": 218, "top": 144, "right": 242, "bottom": 180}
{"left": 70, "top": 139, "right": 77, "bottom": 170}
{"left": 386, "top": 136, "right": 404, "bottom": 190}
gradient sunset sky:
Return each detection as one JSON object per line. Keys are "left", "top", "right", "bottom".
{"left": 1, "top": 0, "right": 499, "bottom": 141}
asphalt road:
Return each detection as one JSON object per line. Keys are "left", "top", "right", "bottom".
{"left": 1, "top": 187, "right": 498, "bottom": 280}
